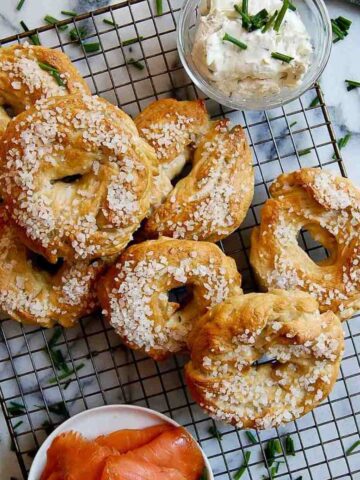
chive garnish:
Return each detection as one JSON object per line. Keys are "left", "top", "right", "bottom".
{"left": 38, "top": 62, "right": 65, "bottom": 87}
{"left": 288, "top": 1, "right": 296, "bottom": 11}
{"left": 48, "top": 363, "right": 85, "bottom": 384}
{"left": 262, "top": 10, "right": 278, "bottom": 33}
{"left": 8, "top": 401, "right": 26, "bottom": 416}
{"left": 251, "top": 9, "right": 269, "bottom": 30}
{"left": 346, "top": 440, "right": 360, "bottom": 455}
{"left": 48, "top": 401, "right": 69, "bottom": 417}
{"left": 289, "top": 120, "right": 297, "bottom": 128}
{"left": 103, "top": 18, "right": 120, "bottom": 27}
{"left": 42, "top": 420, "right": 54, "bottom": 435}
{"left": 48, "top": 327, "right": 62, "bottom": 348}
{"left": 271, "top": 52, "right": 293, "bottom": 63}
{"left": 13, "top": 420, "right": 23, "bottom": 430}
{"left": 295, "top": 477, "right": 303, "bottom": 480}
{"left": 20, "top": 21, "right": 41, "bottom": 45}
{"left": 208, "top": 425, "right": 223, "bottom": 441}
{"left": 234, "top": 5, "right": 252, "bottom": 30}
{"left": 246, "top": 431, "right": 257, "bottom": 444}
{"left": 345, "top": 79, "right": 360, "bottom": 91}
{"left": 234, "top": 451, "right": 251, "bottom": 480}
{"left": 127, "top": 58, "right": 145, "bottom": 70}
{"left": 44, "top": 15, "right": 68, "bottom": 31}
{"left": 83, "top": 42, "right": 101, "bottom": 53}
{"left": 122, "top": 36, "right": 144, "bottom": 47}
{"left": 265, "top": 439, "right": 282, "bottom": 467}
{"left": 274, "top": 0, "right": 289, "bottom": 32}
{"left": 285, "top": 435, "right": 295, "bottom": 455}
{"left": 61, "top": 10, "right": 78, "bottom": 17}
{"left": 223, "top": 33, "right": 247, "bottom": 50}
{"left": 309, "top": 96, "right": 320, "bottom": 108}
{"left": 69, "top": 26, "right": 88, "bottom": 42}
{"left": 332, "top": 133, "right": 351, "bottom": 159}
{"left": 156, "top": 0, "right": 163, "bottom": 16}
{"left": 331, "top": 16, "right": 351, "bottom": 43}
{"left": 241, "top": 0, "right": 249, "bottom": 29}
{"left": 298, "top": 148, "right": 312, "bottom": 156}
{"left": 16, "top": 0, "right": 26, "bottom": 11}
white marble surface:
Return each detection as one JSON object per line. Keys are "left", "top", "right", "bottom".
{"left": 0, "top": 0, "right": 359, "bottom": 479}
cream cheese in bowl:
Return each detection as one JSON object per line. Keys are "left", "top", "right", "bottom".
{"left": 192, "top": 0, "right": 313, "bottom": 99}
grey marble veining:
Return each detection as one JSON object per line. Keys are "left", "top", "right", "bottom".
{"left": 0, "top": 0, "right": 359, "bottom": 479}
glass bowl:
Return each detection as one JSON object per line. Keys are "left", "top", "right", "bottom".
{"left": 177, "top": 0, "right": 332, "bottom": 111}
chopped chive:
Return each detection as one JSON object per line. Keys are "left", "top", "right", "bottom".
{"left": 122, "top": 36, "right": 144, "bottom": 47}
{"left": 103, "top": 18, "right": 119, "bottom": 27}
{"left": 61, "top": 10, "right": 78, "bottom": 17}
{"left": 288, "top": 1, "right": 296, "bottom": 10}
{"left": 127, "top": 58, "right": 145, "bottom": 70}
{"left": 271, "top": 52, "right": 293, "bottom": 63}
{"left": 265, "top": 439, "right": 282, "bottom": 467}
{"left": 234, "top": 5, "right": 252, "bottom": 30}
{"left": 20, "top": 21, "right": 41, "bottom": 45}
{"left": 274, "top": 0, "right": 289, "bottom": 32}
{"left": 331, "top": 16, "right": 351, "bottom": 43}
{"left": 156, "top": 0, "right": 163, "bottom": 16}
{"left": 48, "top": 327, "right": 62, "bottom": 348}
{"left": 48, "top": 401, "right": 69, "bottom": 418}
{"left": 234, "top": 451, "right": 251, "bottom": 480}
{"left": 262, "top": 10, "right": 278, "bottom": 33}
{"left": 27, "top": 448, "right": 38, "bottom": 458}
{"left": 44, "top": 15, "right": 68, "bottom": 31}
{"left": 69, "top": 26, "right": 88, "bottom": 42}
{"left": 42, "top": 420, "right": 54, "bottom": 435}
{"left": 345, "top": 79, "right": 360, "bottom": 91}
{"left": 48, "top": 363, "right": 85, "bottom": 384}
{"left": 309, "top": 96, "right": 320, "bottom": 107}
{"left": 83, "top": 42, "right": 101, "bottom": 53}
{"left": 298, "top": 148, "right": 312, "bottom": 156}
{"left": 38, "top": 62, "right": 65, "bottom": 86}
{"left": 13, "top": 420, "right": 23, "bottom": 430}
{"left": 251, "top": 9, "right": 269, "bottom": 29}
{"left": 16, "top": 0, "right": 26, "bottom": 11}
{"left": 295, "top": 477, "right": 303, "bottom": 480}
{"left": 346, "top": 440, "right": 360, "bottom": 455}
{"left": 289, "top": 120, "right": 297, "bottom": 128}
{"left": 336, "top": 16, "right": 352, "bottom": 30}
{"left": 332, "top": 133, "right": 351, "bottom": 159}
{"left": 8, "top": 401, "right": 26, "bottom": 416}
{"left": 245, "top": 431, "right": 257, "bottom": 444}
{"left": 223, "top": 33, "right": 247, "bottom": 50}
{"left": 285, "top": 435, "right": 295, "bottom": 456}
{"left": 331, "top": 20, "right": 345, "bottom": 40}
{"left": 208, "top": 425, "right": 223, "bottom": 441}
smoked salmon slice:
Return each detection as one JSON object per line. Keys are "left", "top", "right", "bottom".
{"left": 110, "top": 427, "right": 205, "bottom": 480}
{"left": 96, "top": 424, "right": 173, "bottom": 453}
{"left": 100, "top": 456, "right": 188, "bottom": 480}
{"left": 40, "top": 431, "right": 118, "bottom": 480}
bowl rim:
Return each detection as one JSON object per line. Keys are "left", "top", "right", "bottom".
{"left": 177, "top": 0, "right": 332, "bottom": 111}
{"left": 28, "top": 404, "right": 214, "bottom": 480}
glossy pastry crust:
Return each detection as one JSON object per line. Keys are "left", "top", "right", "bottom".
{"left": 135, "top": 98, "right": 210, "bottom": 180}
{"left": 98, "top": 236, "right": 242, "bottom": 360}
{"left": 0, "top": 94, "right": 157, "bottom": 263}
{"left": 0, "top": 210, "right": 103, "bottom": 328}
{"left": 143, "top": 120, "right": 254, "bottom": 242}
{"left": 0, "top": 43, "right": 90, "bottom": 135}
{"left": 185, "top": 290, "right": 344, "bottom": 429}
{"left": 250, "top": 168, "right": 360, "bottom": 320}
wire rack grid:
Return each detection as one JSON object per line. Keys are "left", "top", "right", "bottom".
{"left": 0, "top": 1, "right": 359, "bottom": 479}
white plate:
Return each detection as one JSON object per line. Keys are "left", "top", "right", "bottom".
{"left": 28, "top": 404, "right": 214, "bottom": 480}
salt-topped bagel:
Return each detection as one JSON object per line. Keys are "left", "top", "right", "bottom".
{"left": 135, "top": 98, "right": 210, "bottom": 180}
{"left": 185, "top": 290, "right": 344, "bottom": 429}
{"left": 0, "top": 210, "right": 103, "bottom": 327}
{"left": 143, "top": 119, "right": 254, "bottom": 242}
{"left": 250, "top": 168, "right": 360, "bottom": 320}
{"left": 0, "top": 43, "right": 89, "bottom": 136}
{"left": 0, "top": 94, "right": 157, "bottom": 263}
{"left": 98, "top": 237, "right": 242, "bottom": 360}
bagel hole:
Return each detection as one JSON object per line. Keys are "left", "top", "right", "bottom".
{"left": 167, "top": 286, "right": 194, "bottom": 313}
{"left": 297, "top": 224, "right": 337, "bottom": 265}
{"left": 51, "top": 174, "right": 83, "bottom": 184}
{"left": 2, "top": 104, "right": 16, "bottom": 118}
{"left": 26, "top": 251, "right": 64, "bottom": 275}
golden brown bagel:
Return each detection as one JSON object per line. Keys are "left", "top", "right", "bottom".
{"left": 0, "top": 94, "right": 157, "bottom": 263}
{"left": 185, "top": 290, "right": 344, "bottom": 429}
{"left": 135, "top": 98, "right": 210, "bottom": 180}
{"left": 143, "top": 120, "right": 254, "bottom": 242}
{"left": 98, "top": 237, "right": 242, "bottom": 360}
{"left": 0, "top": 210, "right": 103, "bottom": 327}
{"left": 0, "top": 43, "right": 89, "bottom": 136}
{"left": 250, "top": 168, "right": 360, "bottom": 320}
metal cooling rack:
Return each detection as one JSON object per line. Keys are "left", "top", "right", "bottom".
{"left": 0, "top": 1, "right": 359, "bottom": 479}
